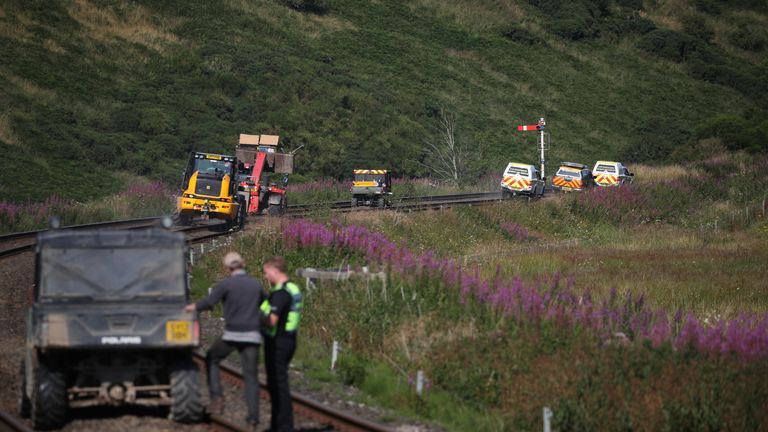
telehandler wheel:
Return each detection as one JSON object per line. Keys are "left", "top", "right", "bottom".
{"left": 170, "top": 358, "right": 203, "bottom": 423}
{"left": 18, "top": 362, "right": 30, "bottom": 418}
{"left": 31, "top": 361, "right": 68, "bottom": 430}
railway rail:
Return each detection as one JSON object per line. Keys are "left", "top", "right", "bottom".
{"left": 191, "top": 352, "right": 394, "bottom": 432}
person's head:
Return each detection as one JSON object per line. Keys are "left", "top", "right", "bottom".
{"left": 263, "top": 256, "right": 288, "bottom": 285}
{"left": 222, "top": 251, "right": 245, "bottom": 273}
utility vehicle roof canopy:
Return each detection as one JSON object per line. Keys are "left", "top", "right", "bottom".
{"left": 36, "top": 230, "right": 187, "bottom": 301}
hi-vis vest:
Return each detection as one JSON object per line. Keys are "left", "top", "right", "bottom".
{"left": 261, "top": 282, "right": 302, "bottom": 337}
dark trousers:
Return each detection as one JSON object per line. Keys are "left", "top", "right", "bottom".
{"left": 264, "top": 336, "right": 296, "bottom": 432}
{"left": 206, "top": 338, "right": 261, "bottom": 423}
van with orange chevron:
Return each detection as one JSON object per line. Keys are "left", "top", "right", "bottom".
{"left": 552, "top": 162, "right": 595, "bottom": 192}
{"left": 592, "top": 161, "right": 634, "bottom": 186}
{"left": 500, "top": 162, "right": 546, "bottom": 199}
{"left": 351, "top": 169, "right": 392, "bottom": 207}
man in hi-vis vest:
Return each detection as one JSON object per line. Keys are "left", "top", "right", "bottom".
{"left": 261, "top": 256, "right": 302, "bottom": 432}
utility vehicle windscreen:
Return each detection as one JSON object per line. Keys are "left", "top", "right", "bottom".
{"left": 39, "top": 246, "right": 186, "bottom": 300}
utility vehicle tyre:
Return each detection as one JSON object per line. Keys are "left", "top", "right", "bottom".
{"left": 31, "top": 362, "right": 68, "bottom": 430}
{"left": 18, "top": 362, "right": 30, "bottom": 418}
{"left": 170, "top": 358, "right": 203, "bottom": 423}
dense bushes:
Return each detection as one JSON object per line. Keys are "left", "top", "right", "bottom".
{"left": 694, "top": 115, "right": 768, "bottom": 153}
{"left": 620, "top": 116, "right": 692, "bottom": 163}
{"left": 635, "top": 29, "right": 711, "bottom": 63}
{"left": 525, "top": 0, "right": 655, "bottom": 41}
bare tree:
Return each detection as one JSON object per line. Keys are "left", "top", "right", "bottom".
{"left": 419, "top": 110, "right": 469, "bottom": 186}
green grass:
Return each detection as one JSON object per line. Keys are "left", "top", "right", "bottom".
{"left": 1, "top": 0, "right": 766, "bottom": 201}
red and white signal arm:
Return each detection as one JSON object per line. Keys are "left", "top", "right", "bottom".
{"left": 517, "top": 124, "right": 541, "bottom": 131}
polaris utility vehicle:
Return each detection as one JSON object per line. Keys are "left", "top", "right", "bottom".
{"left": 19, "top": 227, "right": 203, "bottom": 429}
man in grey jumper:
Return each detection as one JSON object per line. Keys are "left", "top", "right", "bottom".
{"left": 185, "top": 251, "right": 264, "bottom": 428}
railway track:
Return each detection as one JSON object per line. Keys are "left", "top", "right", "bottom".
{"left": 191, "top": 352, "right": 393, "bottom": 432}
{"left": 0, "top": 191, "right": 507, "bottom": 258}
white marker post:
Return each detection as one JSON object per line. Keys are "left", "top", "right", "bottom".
{"left": 416, "top": 370, "right": 425, "bottom": 398}
{"left": 331, "top": 340, "right": 339, "bottom": 371}
{"left": 543, "top": 407, "right": 553, "bottom": 432}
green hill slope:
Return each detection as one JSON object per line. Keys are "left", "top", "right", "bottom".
{"left": 1, "top": 0, "right": 766, "bottom": 201}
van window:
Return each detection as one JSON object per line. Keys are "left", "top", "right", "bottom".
{"left": 595, "top": 164, "right": 616, "bottom": 173}
{"left": 556, "top": 167, "right": 582, "bottom": 178}
{"left": 506, "top": 166, "right": 529, "bottom": 177}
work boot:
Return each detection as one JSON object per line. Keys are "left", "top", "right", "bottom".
{"left": 208, "top": 396, "right": 225, "bottom": 415}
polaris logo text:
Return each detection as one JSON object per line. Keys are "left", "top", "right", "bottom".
{"left": 101, "top": 336, "right": 142, "bottom": 345}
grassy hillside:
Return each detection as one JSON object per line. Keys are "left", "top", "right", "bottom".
{"left": 1, "top": 0, "right": 766, "bottom": 201}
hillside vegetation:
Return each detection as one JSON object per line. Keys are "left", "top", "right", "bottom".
{"left": 1, "top": 0, "right": 767, "bottom": 201}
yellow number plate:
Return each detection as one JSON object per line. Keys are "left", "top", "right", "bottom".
{"left": 166, "top": 321, "right": 192, "bottom": 343}
{"left": 206, "top": 154, "right": 222, "bottom": 160}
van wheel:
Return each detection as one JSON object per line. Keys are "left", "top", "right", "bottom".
{"left": 18, "top": 362, "right": 30, "bottom": 418}
{"left": 32, "top": 361, "right": 68, "bottom": 430}
{"left": 170, "top": 358, "right": 203, "bottom": 423}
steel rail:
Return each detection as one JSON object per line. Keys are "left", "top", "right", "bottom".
{"left": 192, "top": 352, "right": 394, "bottom": 432}
{"left": 0, "top": 408, "right": 33, "bottom": 432}
{"left": 0, "top": 191, "right": 507, "bottom": 259}
{"left": 0, "top": 217, "right": 161, "bottom": 243}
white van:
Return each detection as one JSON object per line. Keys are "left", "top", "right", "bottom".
{"left": 500, "top": 162, "right": 545, "bottom": 198}
{"left": 592, "top": 161, "right": 634, "bottom": 186}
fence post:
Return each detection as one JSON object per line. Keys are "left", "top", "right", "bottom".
{"left": 331, "top": 340, "right": 339, "bottom": 371}
{"left": 416, "top": 370, "right": 424, "bottom": 398}
{"left": 189, "top": 249, "right": 195, "bottom": 266}
{"left": 543, "top": 407, "right": 553, "bottom": 432}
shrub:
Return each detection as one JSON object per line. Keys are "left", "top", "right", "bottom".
{"left": 278, "top": 0, "right": 328, "bottom": 14}
{"left": 502, "top": 27, "right": 542, "bottom": 45}
{"left": 729, "top": 25, "right": 768, "bottom": 52}
{"left": 694, "top": 115, "right": 768, "bottom": 153}
{"left": 681, "top": 14, "right": 714, "bottom": 42}
{"left": 620, "top": 116, "right": 692, "bottom": 163}
{"left": 635, "top": 29, "right": 706, "bottom": 63}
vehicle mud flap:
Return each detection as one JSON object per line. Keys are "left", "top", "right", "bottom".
{"left": 31, "top": 360, "right": 68, "bottom": 430}
{"left": 170, "top": 357, "right": 203, "bottom": 423}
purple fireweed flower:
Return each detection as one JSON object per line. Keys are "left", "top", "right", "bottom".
{"left": 282, "top": 219, "right": 768, "bottom": 362}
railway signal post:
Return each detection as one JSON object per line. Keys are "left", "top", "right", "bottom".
{"left": 517, "top": 117, "right": 548, "bottom": 180}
